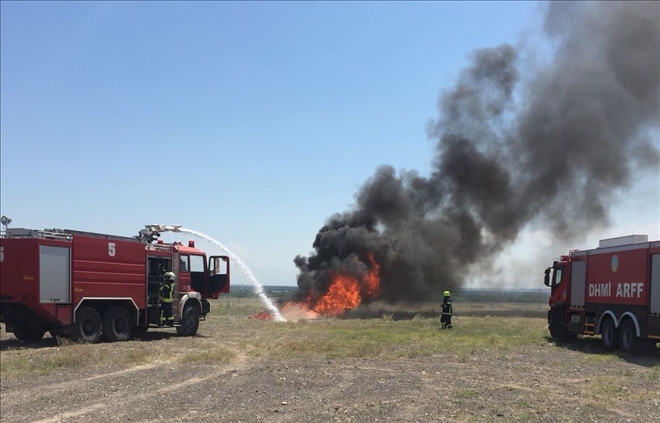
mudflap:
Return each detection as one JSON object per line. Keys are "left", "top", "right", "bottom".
{"left": 202, "top": 298, "right": 210, "bottom": 318}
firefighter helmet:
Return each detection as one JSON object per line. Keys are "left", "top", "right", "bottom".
{"left": 164, "top": 272, "right": 176, "bottom": 281}
{"left": 443, "top": 290, "right": 450, "bottom": 297}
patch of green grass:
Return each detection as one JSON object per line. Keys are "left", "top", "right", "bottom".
{"left": 458, "top": 389, "right": 478, "bottom": 398}
{"left": 119, "top": 346, "right": 157, "bottom": 365}
{"left": 220, "top": 314, "right": 550, "bottom": 361}
{"left": 617, "top": 368, "right": 633, "bottom": 377}
{"left": 211, "top": 298, "right": 265, "bottom": 318}
{"left": 591, "top": 382, "right": 625, "bottom": 396}
{"left": 643, "top": 365, "right": 659, "bottom": 381}
{"left": 0, "top": 338, "right": 176, "bottom": 378}
{"left": 1, "top": 355, "right": 38, "bottom": 377}
{"left": 515, "top": 412, "right": 538, "bottom": 423}
{"left": 1, "top": 345, "right": 104, "bottom": 377}
{"left": 174, "top": 348, "right": 234, "bottom": 364}
{"left": 581, "top": 353, "right": 621, "bottom": 363}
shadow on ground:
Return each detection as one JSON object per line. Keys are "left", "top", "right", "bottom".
{"left": 136, "top": 329, "right": 209, "bottom": 342}
{"left": 0, "top": 336, "right": 58, "bottom": 351}
{"left": 547, "top": 335, "right": 660, "bottom": 367}
{"left": 342, "top": 309, "right": 443, "bottom": 320}
{"left": 342, "top": 308, "right": 546, "bottom": 320}
{"left": 0, "top": 328, "right": 208, "bottom": 350}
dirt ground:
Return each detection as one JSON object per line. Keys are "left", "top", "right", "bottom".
{"left": 1, "top": 319, "right": 659, "bottom": 423}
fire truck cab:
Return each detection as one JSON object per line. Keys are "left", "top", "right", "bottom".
{"left": 0, "top": 225, "right": 230, "bottom": 343}
{"left": 544, "top": 235, "right": 660, "bottom": 354}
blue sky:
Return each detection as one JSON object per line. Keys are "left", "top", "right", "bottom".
{"left": 2, "top": 1, "right": 658, "bottom": 288}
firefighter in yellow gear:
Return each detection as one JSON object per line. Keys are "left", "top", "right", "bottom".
{"left": 159, "top": 272, "right": 175, "bottom": 326}
{"left": 440, "top": 290, "right": 453, "bottom": 329}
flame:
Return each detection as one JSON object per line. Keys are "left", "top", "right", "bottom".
{"left": 312, "top": 274, "right": 361, "bottom": 316}
{"left": 306, "top": 252, "right": 381, "bottom": 317}
{"left": 249, "top": 310, "right": 273, "bottom": 320}
{"left": 250, "top": 253, "right": 382, "bottom": 320}
{"left": 281, "top": 301, "right": 319, "bottom": 320}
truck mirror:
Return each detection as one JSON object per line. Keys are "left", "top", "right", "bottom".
{"left": 544, "top": 268, "right": 551, "bottom": 287}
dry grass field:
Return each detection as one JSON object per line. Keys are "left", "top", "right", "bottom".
{"left": 1, "top": 296, "right": 659, "bottom": 423}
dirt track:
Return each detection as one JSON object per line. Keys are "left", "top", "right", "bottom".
{"left": 1, "top": 332, "right": 659, "bottom": 423}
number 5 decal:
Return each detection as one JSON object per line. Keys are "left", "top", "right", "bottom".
{"left": 108, "top": 242, "right": 116, "bottom": 257}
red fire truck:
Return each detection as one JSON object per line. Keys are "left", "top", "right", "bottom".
{"left": 545, "top": 235, "right": 660, "bottom": 354}
{"left": 0, "top": 225, "right": 230, "bottom": 343}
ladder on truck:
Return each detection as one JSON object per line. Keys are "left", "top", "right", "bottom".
{"left": 2, "top": 228, "right": 73, "bottom": 241}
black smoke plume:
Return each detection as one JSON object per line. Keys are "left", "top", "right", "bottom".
{"left": 294, "top": 1, "right": 660, "bottom": 303}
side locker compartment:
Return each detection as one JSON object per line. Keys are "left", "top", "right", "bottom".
{"left": 570, "top": 260, "right": 587, "bottom": 308}
{"left": 568, "top": 260, "right": 587, "bottom": 333}
{"left": 648, "top": 253, "right": 660, "bottom": 340}
{"left": 40, "top": 242, "right": 73, "bottom": 327}
{"left": 39, "top": 244, "right": 71, "bottom": 304}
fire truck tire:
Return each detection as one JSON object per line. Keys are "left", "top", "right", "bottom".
{"left": 549, "top": 307, "right": 575, "bottom": 343}
{"left": 176, "top": 306, "right": 199, "bottom": 337}
{"left": 102, "top": 307, "right": 134, "bottom": 342}
{"left": 74, "top": 307, "right": 103, "bottom": 344}
{"left": 601, "top": 318, "right": 619, "bottom": 351}
{"left": 618, "top": 319, "right": 642, "bottom": 355}
{"left": 13, "top": 325, "right": 46, "bottom": 342}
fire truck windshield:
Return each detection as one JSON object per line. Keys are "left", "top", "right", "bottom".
{"left": 190, "top": 255, "right": 205, "bottom": 272}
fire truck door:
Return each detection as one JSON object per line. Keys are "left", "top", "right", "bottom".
{"left": 39, "top": 245, "right": 71, "bottom": 303}
{"left": 206, "top": 256, "right": 229, "bottom": 295}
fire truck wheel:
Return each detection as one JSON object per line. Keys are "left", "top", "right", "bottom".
{"left": 618, "top": 319, "right": 642, "bottom": 355}
{"left": 13, "top": 325, "right": 46, "bottom": 342}
{"left": 102, "top": 307, "right": 134, "bottom": 342}
{"left": 601, "top": 318, "right": 619, "bottom": 351}
{"left": 176, "top": 306, "right": 199, "bottom": 337}
{"left": 74, "top": 307, "right": 103, "bottom": 344}
{"left": 549, "top": 307, "right": 575, "bottom": 343}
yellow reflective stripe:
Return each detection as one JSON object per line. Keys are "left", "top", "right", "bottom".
{"left": 159, "top": 283, "right": 175, "bottom": 301}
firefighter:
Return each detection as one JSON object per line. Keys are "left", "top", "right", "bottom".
{"left": 440, "top": 290, "right": 453, "bottom": 329}
{"left": 159, "top": 272, "right": 175, "bottom": 326}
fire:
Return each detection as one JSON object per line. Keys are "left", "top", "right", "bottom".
{"left": 312, "top": 274, "right": 361, "bottom": 316}
{"left": 249, "top": 310, "right": 272, "bottom": 320}
{"left": 249, "top": 252, "right": 382, "bottom": 320}
{"left": 301, "top": 252, "right": 382, "bottom": 317}
{"left": 281, "top": 301, "right": 319, "bottom": 320}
